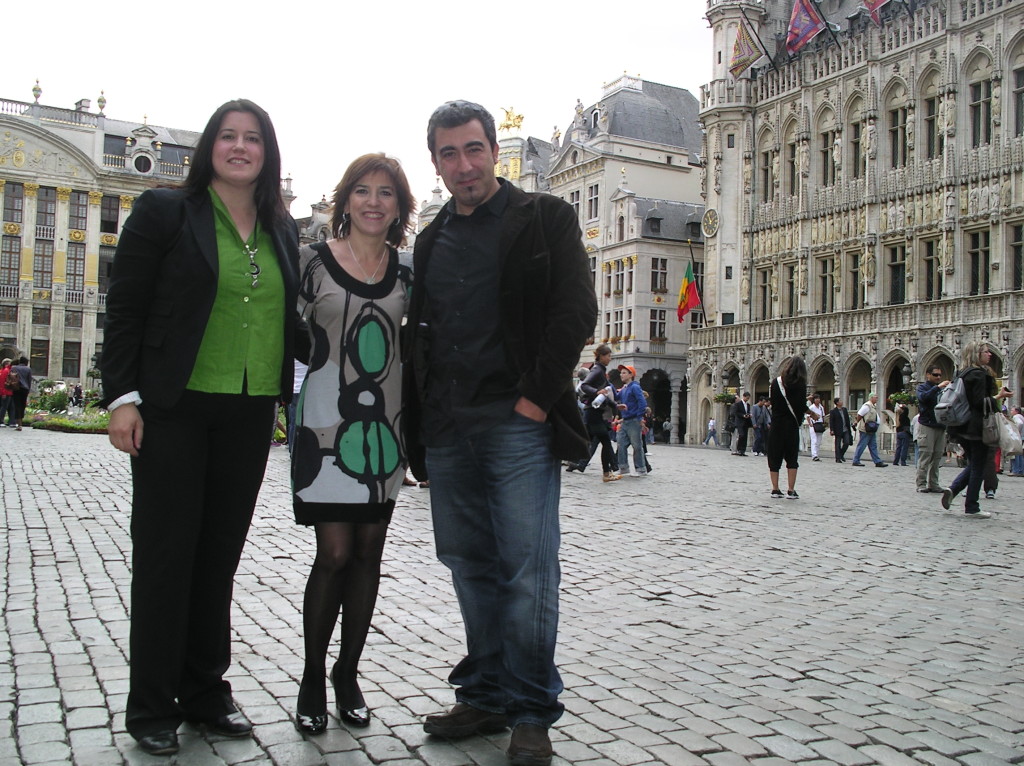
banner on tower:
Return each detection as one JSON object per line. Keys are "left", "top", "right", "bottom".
{"left": 864, "top": 0, "right": 893, "bottom": 25}
{"left": 786, "top": 0, "right": 827, "bottom": 55}
{"left": 729, "top": 20, "right": 765, "bottom": 78}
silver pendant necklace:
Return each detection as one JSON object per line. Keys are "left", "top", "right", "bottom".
{"left": 244, "top": 232, "right": 260, "bottom": 288}
{"left": 346, "top": 238, "right": 386, "bottom": 284}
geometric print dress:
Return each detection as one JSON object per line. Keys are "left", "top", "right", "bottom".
{"left": 291, "top": 241, "right": 412, "bottom": 525}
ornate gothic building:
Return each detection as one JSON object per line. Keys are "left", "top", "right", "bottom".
{"left": 691, "top": 0, "right": 1024, "bottom": 441}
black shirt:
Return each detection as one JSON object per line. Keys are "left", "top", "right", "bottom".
{"left": 421, "top": 181, "right": 517, "bottom": 445}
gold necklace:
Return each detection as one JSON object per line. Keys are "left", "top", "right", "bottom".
{"left": 346, "top": 239, "right": 386, "bottom": 284}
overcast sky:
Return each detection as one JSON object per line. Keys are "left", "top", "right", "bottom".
{"left": 3, "top": 0, "right": 713, "bottom": 219}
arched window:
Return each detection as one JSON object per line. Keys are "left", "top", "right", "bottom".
{"left": 757, "top": 131, "right": 775, "bottom": 203}
{"left": 919, "top": 70, "right": 944, "bottom": 158}
{"left": 967, "top": 53, "right": 994, "bottom": 147}
{"left": 617, "top": 215, "right": 625, "bottom": 242}
{"left": 783, "top": 121, "right": 798, "bottom": 196}
{"left": 1010, "top": 44, "right": 1024, "bottom": 136}
{"left": 885, "top": 84, "right": 909, "bottom": 169}
{"left": 817, "top": 109, "right": 837, "bottom": 187}
{"left": 847, "top": 96, "right": 864, "bottom": 180}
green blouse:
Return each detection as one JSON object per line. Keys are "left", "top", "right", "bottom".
{"left": 186, "top": 188, "right": 285, "bottom": 396}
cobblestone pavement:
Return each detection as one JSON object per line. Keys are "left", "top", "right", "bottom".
{"left": 1, "top": 427, "right": 1022, "bottom": 766}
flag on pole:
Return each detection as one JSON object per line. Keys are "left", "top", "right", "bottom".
{"left": 677, "top": 261, "right": 701, "bottom": 322}
{"left": 729, "top": 20, "right": 764, "bottom": 78}
{"left": 786, "top": 0, "right": 827, "bottom": 55}
{"left": 864, "top": 0, "right": 892, "bottom": 25}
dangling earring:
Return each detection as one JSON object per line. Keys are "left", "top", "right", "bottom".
{"left": 337, "top": 211, "right": 351, "bottom": 237}
{"left": 392, "top": 217, "right": 400, "bottom": 228}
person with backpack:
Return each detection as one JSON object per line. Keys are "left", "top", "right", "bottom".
{"left": 915, "top": 365, "right": 950, "bottom": 493}
{"left": 940, "top": 342, "right": 1013, "bottom": 518}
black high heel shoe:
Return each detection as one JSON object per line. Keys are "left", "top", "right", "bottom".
{"left": 295, "top": 677, "right": 328, "bottom": 735}
{"left": 331, "top": 665, "right": 370, "bottom": 728}
{"left": 295, "top": 711, "right": 328, "bottom": 735}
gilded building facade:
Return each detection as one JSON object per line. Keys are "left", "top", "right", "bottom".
{"left": 0, "top": 88, "right": 200, "bottom": 385}
{"left": 692, "top": 0, "right": 1024, "bottom": 441}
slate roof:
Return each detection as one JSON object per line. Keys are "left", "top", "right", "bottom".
{"left": 634, "top": 197, "right": 705, "bottom": 242}
{"left": 553, "top": 79, "right": 702, "bottom": 160}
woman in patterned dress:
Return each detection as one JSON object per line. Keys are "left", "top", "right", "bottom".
{"left": 291, "top": 154, "right": 414, "bottom": 734}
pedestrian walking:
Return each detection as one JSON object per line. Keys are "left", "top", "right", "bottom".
{"left": 851, "top": 393, "right": 888, "bottom": 467}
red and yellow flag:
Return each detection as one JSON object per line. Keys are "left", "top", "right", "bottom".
{"left": 677, "top": 261, "right": 701, "bottom": 322}
{"left": 729, "top": 20, "right": 764, "bottom": 78}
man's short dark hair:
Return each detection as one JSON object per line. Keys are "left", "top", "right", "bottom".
{"left": 427, "top": 100, "right": 497, "bottom": 155}
{"left": 834, "top": 397, "right": 842, "bottom": 405}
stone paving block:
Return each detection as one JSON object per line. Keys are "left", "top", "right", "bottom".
{"left": 958, "top": 753, "right": 1019, "bottom": 766}
{"left": 756, "top": 730, "right": 824, "bottom": 760}
{"left": 765, "top": 718, "right": 827, "bottom": 743}
{"left": 808, "top": 739, "right": 876, "bottom": 765}
{"left": 592, "top": 738, "right": 660, "bottom": 765}
{"left": 710, "top": 732, "right": 768, "bottom": 758}
{"left": 703, "top": 752, "right": 752, "bottom": 766}
{"left": 859, "top": 744, "right": 931, "bottom": 766}
{"left": 815, "top": 723, "right": 870, "bottom": 747}
{"left": 907, "top": 728, "right": 979, "bottom": 757}
{"left": 18, "top": 740, "right": 72, "bottom": 764}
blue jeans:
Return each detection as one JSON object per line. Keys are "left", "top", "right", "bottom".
{"left": 949, "top": 439, "right": 987, "bottom": 513}
{"left": 703, "top": 428, "right": 718, "bottom": 446}
{"left": 425, "top": 413, "right": 564, "bottom": 728}
{"left": 1012, "top": 453, "right": 1024, "bottom": 475}
{"left": 894, "top": 431, "right": 911, "bottom": 465}
{"left": 617, "top": 418, "right": 646, "bottom": 473}
{"left": 852, "top": 430, "right": 882, "bottom": 464}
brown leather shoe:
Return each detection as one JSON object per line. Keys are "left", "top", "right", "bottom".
{"left": 423, "top": 702, "right": 508, "bottom": 738}
{"left": 507, "top": 724, "right": 552, "bottom": 766}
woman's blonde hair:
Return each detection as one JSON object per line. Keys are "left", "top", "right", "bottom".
{"left": 961, "top": 341, "right": 994, "bottom": 374}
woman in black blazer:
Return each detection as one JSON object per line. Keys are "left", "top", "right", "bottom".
{"left": 101, "top": 99, "right": 298, "bottom": 755}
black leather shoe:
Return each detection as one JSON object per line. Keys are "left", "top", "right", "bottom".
{"left": 507, "top": 723, "right": 553, "bottom": 766}
{"left": 137, "top": 730, "right": 179, "bottom": 755}
{"left": 190, "top": 710, "right": 252, "bottom": 737}
{"left": 423, "top": 702, "right": 508, "bottom": 738}
{"left": 295, "top": 711, "right": 328, "bottom": 734}
{"left": 338, "top": 706, "right": 371, "bottom": 727}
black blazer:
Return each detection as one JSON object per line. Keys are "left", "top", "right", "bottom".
{"left": 402, "top": 183, "right": 598, "bottom": 478}
{"left": 100, "top": 188, "right": 299, "bottom": 409}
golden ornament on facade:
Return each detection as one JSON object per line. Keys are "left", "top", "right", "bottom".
{"left": 100, "top": 234, "right": 117, "bottom": 246}
{"left": 56, "top": 187, "right": 72, "bottom": 202}
{"left": 120, "top": 195, "right": 134, "bottom": 209}
{"left": 88, "top": 191, "right": 103, "bottom": 205}
{"left": 509, "top": 158, "right": 521, "bottom": 180}
{"left": 2, "top": 222, "right": 20, "bottom": 235}
{"left": 586, "top": 227, "right": 600, "bottom": 238}
{"left": 69, "top": 229, "right": 86, "bottom": 242}
{"left": 24, "top": 183, "right": 40, "bottom": 197}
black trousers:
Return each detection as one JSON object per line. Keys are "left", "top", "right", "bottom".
{"left": 126, "top": 390, "right": 276, "bottom": 738}
{"left": 834, "top": 431, "right": 851, "bottom": 460}
{"left": 735, "top": 425, "right": 750, "bottom": 454}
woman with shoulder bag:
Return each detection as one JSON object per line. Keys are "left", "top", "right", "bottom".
{"left": 941, "top": 342, "right": 1013, "bottom": 518}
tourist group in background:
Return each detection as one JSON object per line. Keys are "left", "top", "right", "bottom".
{"left": 567, "top": 350, "right": 657, "bottom": 479}
{"left": 702, "top": 345, "right": 1022, "bottom": 516}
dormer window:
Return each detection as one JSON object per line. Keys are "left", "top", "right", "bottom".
{"left": 592, "top": 110, "right": 600, "bottom": 129}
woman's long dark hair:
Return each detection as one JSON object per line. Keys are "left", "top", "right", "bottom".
{"left": 184, "top": 99, "right": 286, "bottom": 225}
{"left": 778, "top": 355, "right": 807, "bottom": 392}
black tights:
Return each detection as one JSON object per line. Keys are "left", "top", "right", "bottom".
{"left": 297, "top": 520, "right": 389, "bottom": 714}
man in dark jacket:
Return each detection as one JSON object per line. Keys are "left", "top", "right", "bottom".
{"left": 404, "top": 101, "right": 597, "bottom": 766}
{"left": 915, "top": 365, "right": 950, "bottom": 492}
{"left": 828, "top": 397, "right": 853, "bottom": 462}
{"left": 730, "top": 392, "right": 753, "bottom": 455}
